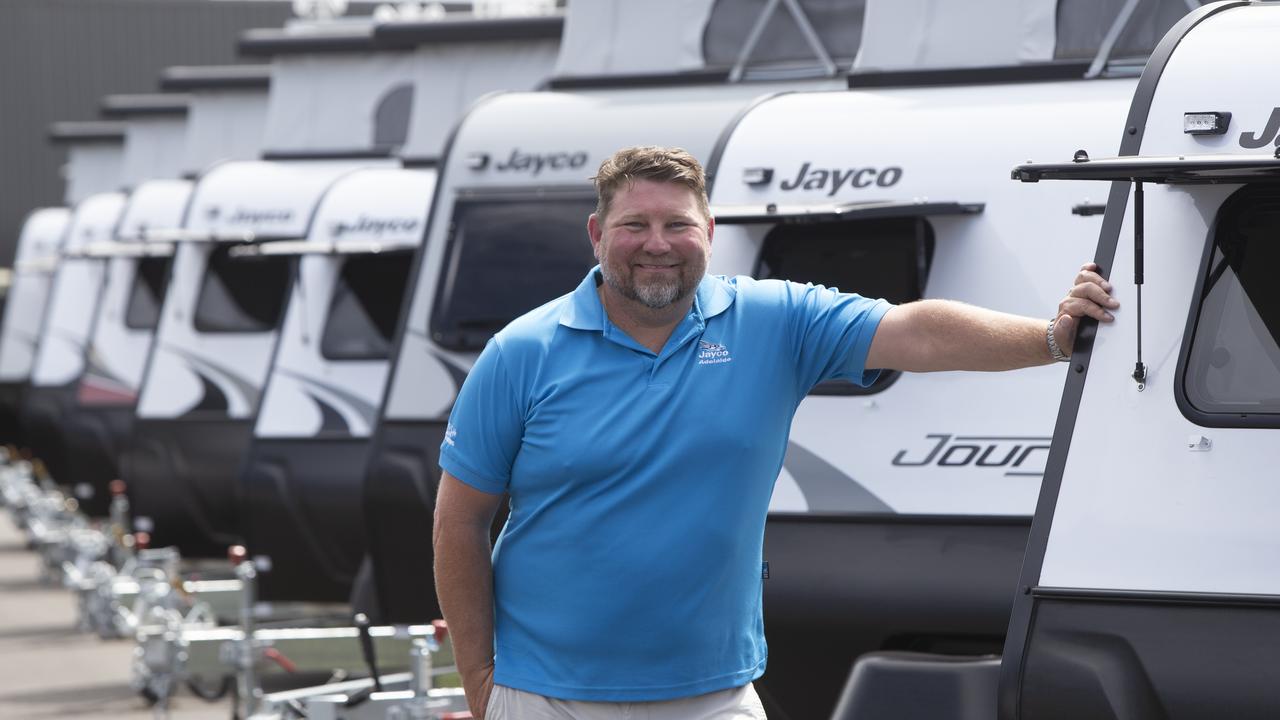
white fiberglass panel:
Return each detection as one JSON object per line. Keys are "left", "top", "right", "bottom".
{"left": 0, "top": 208, "right": 72, "bottom": 381}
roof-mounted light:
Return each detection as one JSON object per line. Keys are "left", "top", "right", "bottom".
{"left": 1184, "top": 111, "right": 1231, "bottom": 135}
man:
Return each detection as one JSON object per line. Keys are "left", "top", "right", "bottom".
{"left": 435, "top": 146, "right": 1119, "bottom": 719}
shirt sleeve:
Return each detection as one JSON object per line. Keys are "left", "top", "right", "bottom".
{"left": 787, "top": 281, "right": 893, "bottom": 393}
{"left": 437, "top": 338, "right": 524, "bottom": 495}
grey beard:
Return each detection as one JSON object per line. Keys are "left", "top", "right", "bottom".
{"left": 602, "top": 266, "right": 688, "bottom": 310}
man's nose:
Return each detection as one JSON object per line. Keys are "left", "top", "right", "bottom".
{"left": 640, "top": 227, "right": 673, "bottom": 253}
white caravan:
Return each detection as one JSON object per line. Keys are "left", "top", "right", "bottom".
{"left": 0, "top": 123, "right": 123, "bottom": 448}
{"left": 64, "top": 67, "right": 273, "bottom": 520}
{"left": 369, "top": 0, "right": 849, "bottom": 629}
{"left": 23, "top": 95, "right": 189, "bottom": 492}
{"left": 125, "top": 18, "right": 417, "bottom": 560}
{"left": 999, "top": 2, "right": 1280, "bottom": 717}
{"left": 235, "top": 11, "right": 563, "bottom": 612}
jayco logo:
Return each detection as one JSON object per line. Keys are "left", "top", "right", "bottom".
{"left": 444, "top": 423, "right": 457, "bottom": 447}
{"left": 1239, "top": 107, "right": 1280, "bottom": 149}
{"left": 697, "top": 340, "right": 732, "bottom": 365}
{"left": 779, "top": 162, "right": 903, "bottom": 196}
{"left": 330, "top": 216, "right": 421, "bottom": 238}
{"left": 495, "top": 148, "right": 589, "bottom": 176}
{"left": 226, "top": 208, "right": 294, "bottom": 225}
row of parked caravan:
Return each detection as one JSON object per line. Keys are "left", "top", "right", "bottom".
{"left": 2, "top": 1, "right": 1279, "bottom": 718}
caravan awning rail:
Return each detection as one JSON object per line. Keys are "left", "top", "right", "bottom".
{"left": 228, "top": 238, "right": 419, "bottom": 258}
{"left": 712, "top": 200, "right": 984, "bottom": 225}
{"left": 139, "top": 229, "right": 267, "bottom": 244}
{"left": 65, "top": 241, "right": 175, "bottom": 259}
{"left": 1012, "top": 152, "right": 1280, "bottom": 184}
{"left": 14, "top": 257, "right": 60, "bottom": 274}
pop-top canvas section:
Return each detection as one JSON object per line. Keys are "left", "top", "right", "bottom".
{"left": 241, "top": 19, "right": 421, "bottom": 157}
{"left": 47, "top": 122, "right": 126, "bottom": 205}
{"left": 375, "top": 12, "right": 564, "bottom": 163}
{"left": 160, "top": 65, "right": 272, "bottom": 178}
{"left": 553, "top": 0, "right": 865, "bottom": 81}
{"left": 100, "top": 94, "right": 191, "bottom": 191}
{"left": 852, "top": 0, "right": 1209, "bottom": 76}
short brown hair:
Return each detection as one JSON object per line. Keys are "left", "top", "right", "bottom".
{"left": 592, "top": 146, "right": 710, "bottom": 222}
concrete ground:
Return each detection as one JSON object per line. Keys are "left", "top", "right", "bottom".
{"left": 0, "top": 517, "right": 230, "bottom": 720}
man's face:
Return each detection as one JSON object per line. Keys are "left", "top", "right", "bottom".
{"left": 588, "top": 179, "right": 713, "bottom": 311}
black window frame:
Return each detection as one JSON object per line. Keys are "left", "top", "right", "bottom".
{"left": 1175, "top": 183, "right": 1280, "bottom": 429}
{"left": 429, "top": 189, "right": 599, "bottom": 352}
{"left": 123, "top": 255, "right": 173, "bottom": 330}
{"left": 192, "top": 243, "right": 293, "bottom": 334}
{"left": 753, "top": 215, "right": 936, "bottom": 396}
{"left": 319, "top": 249, "right": 416, "bottom": 361}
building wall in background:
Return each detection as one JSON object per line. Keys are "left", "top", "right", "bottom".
{"left": 0, "top": 0, "right": 294, "bottom": 266}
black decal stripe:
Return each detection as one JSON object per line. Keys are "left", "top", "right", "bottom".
{"left": 781, "top": 441, "right": 894, "bottom": 514}
{"left": 997, "top": 4, "right": 1252, "bottom": 718}
{"left": 310, "top": 393, "right": 349, "bottom": 434}
{"left": 189, "top": 372, "right": 229, "bottom": 413}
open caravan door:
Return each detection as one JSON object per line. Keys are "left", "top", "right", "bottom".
{"left": 63, "top": 66, "right": 272, "bottom": 519}
{"left": 125, "top": 17, "right": 410, "bottom": 559}
{"left": 369, "top": 0, "right": 854, "bottom": 627}
{"left": 1002, "top": 2, "right": 1280, "bottom": 717}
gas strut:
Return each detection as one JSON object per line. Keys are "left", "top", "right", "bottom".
{"left": 1132, "top": 180, "right": 1147, "bottom": 390}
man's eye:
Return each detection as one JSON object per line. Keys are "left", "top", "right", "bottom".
{"left": 669, "top": 222, "right": 689, "bottom": 229}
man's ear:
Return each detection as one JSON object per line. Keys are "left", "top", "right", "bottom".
{"left": 588, "top": 213, "right": 603, "bottom": 261}
{"left": 706, "top": 214, "right": 714, "bottom": 247}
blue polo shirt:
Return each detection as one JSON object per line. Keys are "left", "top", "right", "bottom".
{"left": 438, "top": 268, "right": 890, "bottom": 702}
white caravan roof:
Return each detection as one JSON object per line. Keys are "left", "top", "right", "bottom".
{"left": 116, "top": 179, "right": 193, "bottom": 243}
{"left": 373, "top": 14, "right": 564, "bottom": 163}
{"left": 160, "top": 65, "right": 273, "bottom": 177}
{"left": 101, "top": 94, "right": 192, "bottom": 190}
{"left": 49, "top": 122, "right": 127, "bottom": 205}
{"left": 62, "top": 192, "right": 128, "bottom": 253}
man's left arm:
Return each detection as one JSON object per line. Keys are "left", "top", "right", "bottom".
{"left": 866, "top": 262, "right": 1120, "bottom": 372}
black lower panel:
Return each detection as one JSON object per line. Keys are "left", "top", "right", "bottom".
{"left": 20, "top": 384, "right": 77, "bottom": 485}
{"left": 241, "top": 437, "right": 370, "bottom": 604}
{"left": 0, "top": 382, "right": 26, "bottom": 448}
{"left": 1019, "top": 594, "right": 1280, "bottom": 720}
{"left": 61, "top": 405, "right": 134, "bottom": 518}
{"left": 127, "top": 418, "right": 252, "bottom": 558}
{"left": 362, "top": 421, "right": 448, "bottom": 624}
{"left": 758, "top": 516, "right": 1029, "bottom": 720}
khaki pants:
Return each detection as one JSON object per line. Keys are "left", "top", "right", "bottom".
{"left": 486, "top": 683, "right": 768, "bottom": 720}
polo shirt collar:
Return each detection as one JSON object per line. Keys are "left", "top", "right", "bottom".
{"left": 559, "top": 267, "right": 737, "bottom": 331}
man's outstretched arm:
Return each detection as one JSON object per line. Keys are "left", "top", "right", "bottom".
{"left": 866, "top": 263, "right": 1119, "bottom": 372}
{"left": 434, "top": 470, "right": 504, "bottom": 720}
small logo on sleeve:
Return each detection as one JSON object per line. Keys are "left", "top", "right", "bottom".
{"left": 444, "top": 423, "right": 457, "bottom": 447}
{"left": 697, "top": 340, "right": 733, "bottom": 365}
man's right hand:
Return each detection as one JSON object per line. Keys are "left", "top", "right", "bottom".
{"left": 463, "top": 662, "right": 495, "bottom": 720}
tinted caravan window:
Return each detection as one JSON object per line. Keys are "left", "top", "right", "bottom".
{"left": 321, "top": 251, "right": 414, "bottom": 360}
{"left": 1181, "top": 185, "right": 1280, "bottom": 424}
{"left": 757, "top": 217, "right": 934, "bottom": 395}
{"left": 193, "top": 245, "right": 291, "bottom": 333}
{"left": 124, "top": 256, "right": 172, "bottom": 330}
{"left": 431, "top": 197, "right": 598, "bottom": 351}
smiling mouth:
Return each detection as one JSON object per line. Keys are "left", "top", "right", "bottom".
{"left": 635, "top": 263, "right": 678, "bottom": 271}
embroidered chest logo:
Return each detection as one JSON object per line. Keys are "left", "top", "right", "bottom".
{"left": 697, "top": 340, "right": 733, "bottom": 366}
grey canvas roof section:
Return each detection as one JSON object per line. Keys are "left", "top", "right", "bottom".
{"left": 373, "top": 13, "right": 564, "bottom": 47}
{"left": 159, "top": 64, "right": 273, "bottom": 91}
{"left": 59, "top": 143, "right": 126, "bottom": 205}
{"left": 119, "top": 115, "right": 190, "bottom": 190}
{"left": 553, "top": 0, "right": 716, "bottom": 77}
{"left": 99, "top": 93, "right": 192, "bottom": 118}
{"left": 853, "top": 0, "right": 1056, "bottom": 71}
{"left": 182, "top": 89, "right": 269, "bottom": 176}
{"left": 47, "top": 121, "right": 126, "bottom": 145}
{"left": 238, "top": 21, "right": 383, "bottom": 56}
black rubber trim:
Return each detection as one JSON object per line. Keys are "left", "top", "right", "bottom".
{"left": 400, "top": 157, "right": 440, "bottom": 169}
{"left": 238, "top": 26, "right": 386, "bottom": 57}
{"left": 47, "top": 121, "right": 126, "bottom": 144}
{"left": 997, "top": 4, "right": 1251, "bottom": 719}
{"left": 159, "top": 65, "right": 272, "bottom": 91}
{"left": 848, "top": 61, "right": 1095, "bottom": 89}
{"left": 1031, "top": 586, "right": 1280, "bottom": 608}
{"left": 373, "top": 90, "right": 510, "bottom": 428}
{"left": 547, "top": 68, "right": 732, "bottom": 90}
{"left": 260, "top": 149, "right": 398, "bottom": 162}
{"left": 768, "top": 511, "right": 1031, "bottom": 526}
{"left": 705, "top": 91, "right": 795, "bottom": 189}
{"left": 100, "top": 94, "right": 192, "bottom": 118}
{"left": 373, "top": 14, "right": 564, "bottom": 47}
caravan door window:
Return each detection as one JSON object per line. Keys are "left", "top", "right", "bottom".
{"left": 1180, "top": 185, "right": 1280, "bottom": 425}
{"left": 124, "top": 257, "right": 172, "bottom": 330}
{"left": 757, "top": 216, "right": 934, "bottom": 395}
{"left": 431, "top": 196, "right": 598, "bottom": 351}
{"left": 320, "top": 251, "right": 414, "bottom": 360}
{"left": 193, "top": 245, "right": 291, "bottom": 333}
